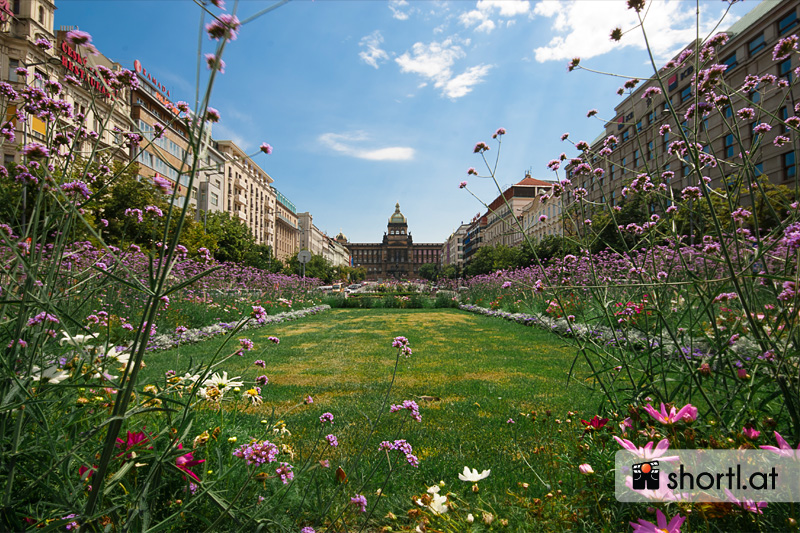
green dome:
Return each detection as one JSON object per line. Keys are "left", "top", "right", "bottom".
{"left": 389, "top": 203, "right": 406, "bottom": 224}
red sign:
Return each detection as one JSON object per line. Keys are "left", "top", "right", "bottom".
{"left": 133, "top": 59, "right": 171, "bottom": 97}
{"left": 59, "top": 41, "right": 113, "bottom": 98}
{"left": 0, "top": 0, "right": 11, "bottom": 23}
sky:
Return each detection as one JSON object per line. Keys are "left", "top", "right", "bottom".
{"left": 54, "top": 0, "right": 757, "bottom": 243}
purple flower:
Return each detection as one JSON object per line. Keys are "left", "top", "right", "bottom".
{"left": 275, "top": 462, "right": 294, "bottom": 484}
{"left": 256, "top": 375, "right": 268, "bottom": 386}
{"left": 459, "top": 181, "right": 468, "bottom": 189}
{"left": 320, "top": 412, "right": 334, "bottom": 424}
{"left": 753, "top": 122, "right": 772, "bottom": 135}
{"left": 254, "top": 359, "right": 266, "bottom": 368}
{"left": 350, "top": 494, "right": 367, "bottom": 513}
{"left": 205, "top": 107, "right": 221, "bottom": 123}
{"left": 61, "top": 181, "right": 91, "bottom": 200}
{"left": 65, "top": 30, "right": 98, "bottom": 54}
{"left": 206, "top": 14, "right": 241, "bottom": 41}
{"left": 773, "top": 34, "right": 798, "bottom": 61}
{"left": 22, "top": 143, "right": 49, "bottom": 159}
{"left": 268, "top": 336, "right": 280, "bottom": 344}
{"left": 642, "top": 86, "right": 661, "bottom": 99}
{"left": 251, "top": 306, "right": 267, "bottom": 323}
{"left": 35, "top": 38, "right": 52, "bottom": 50}
{"left": 325, "top": 434, "right": 338, "bottom": 447}
{"left": 473, "top": 141, "right": 490, "bottom": 153}
{"left": 260, "top": 143, "right": 273, "bottom": 154}
{"left": 736, "top": 106, "right": 754, "bottom": 120}
{"left": 204, "top": 53, "right": 226, "bottom": 73}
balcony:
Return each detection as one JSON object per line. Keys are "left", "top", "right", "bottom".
{"left": 236, "top": 210, "right": 247, "bottom": 222}
{"left": 234, "top": 192, "right": 247, "bottom": 205}
{"left": 276, "top": 212, "right": 298, "bottom": 230}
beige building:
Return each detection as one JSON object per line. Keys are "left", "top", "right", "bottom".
{"left": 297, "top": 211, "right": 327, "bottom": 257}
{"left": 217, "top": 140, "right": 275, "bottom": 247}
{"left": 441, "top": 223, "right": 469, "bottom": 266}
{"left": 481, "top": 175, "right": 555, "bottom": 248}
{"left": 564, "top": 0, "right": 800, "bottom": 220}
{"left": 1, "top": 3, "right": 134, "bottom": 166}
{"left": 521, "top": 192, "right": 562, "bottom": 242}
{"left": 273, "top": 188, "right": 298, "bottom": 262}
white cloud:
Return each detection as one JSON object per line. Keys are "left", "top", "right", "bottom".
{"left": 359, "top": 31, "right": 389, "bottom": 69}
{"left": 319, "top": 132, "right": 415, "bottom": 161}
{"left": 442, "top": 64, "right": 492, "bottom": 98}
{"left": 460, "top": 0, "right": 529, "bottom": 31}
{"left": 476, "top": 19, "right": 496, "bottom": 33}
{"left": 389, "top": 0, "right": 410, "bottom": 20}
{"left": 394, "top": 38, "right": 491, "bottom": 99}
{"left": 476, "top": 0, "right": 530, "bottom": 17}
{"left": 532, "top": 0, "right": 737, "bottom": 64}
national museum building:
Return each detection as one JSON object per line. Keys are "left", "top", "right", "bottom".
{"left": 341, "top": 203, "right": 442, "bottom": 280}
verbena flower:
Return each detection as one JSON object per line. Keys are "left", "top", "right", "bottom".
{"left": 773, "top": 34, "right": 798, "bottom": 61}
{"left": 206, "top": 13, "right": 240, "bottom": 41}
{"left": 319, "top": 412, "right": 334, "bottom": 424}
{"left": 260, "top": 142, "right": 273, "bottom": 154}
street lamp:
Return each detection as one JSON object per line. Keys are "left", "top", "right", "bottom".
{"left": 21, "top": 57, "right": 63, "bottom": 68}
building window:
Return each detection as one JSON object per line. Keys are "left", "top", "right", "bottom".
{"left": 610, "top": 164, "right": 615, "bottom": 180}
{"left": 749, "top": 90, "right": 761, "bottom": 104}
{"left": 723, "top": 105, "right": 732, "bottom": 119}
{"left": 648, "top": 141, "right": 654, "bottom": 160}
{"left": 780, "top": 58, "right": 793, "bottom": 82}
{"left": 38, "top": 6, "right": 44, "bottom": 23}
{"left": 680, "top": 86, "right": 692, "bottom": 103}
{"left": 647, "top": 110, "right": 656, "bottom": 125}
{"left": 8, "top": 59, "right": 19, "bottom": 82}
{"left": 748, "top": 34, "right": 766, "bottom": 56}
{"left": 621, "top": 157, "right": 627, "bottom": 174}
{"left": 722, "top": 52, "right": 737, "bottom": 70}
{"left": 754, "top": 163, "right": 763, "bottom": 177}
{"left": 636, "top": 120, "right": 643, "bottom": 133}
{"left": 779, "top": 10, "right": 799, "bottom": 35}
{"left": 784, "top": 151, "right": 796, "bottom": 181}
{"left": 682, "top": 163, "right": 690, "bottom": 178}
{"left": 634, "top": 149, "right": 640, "bottom": 167}
{"left": 781, "top": 106, "right": 789, "bottom": 133}
{"left": 12, "top": 0, "right": 19, "bottom": 14}
{"left": 724, "top": 134, "right": 734, "bottom": 158}
{"left": 621, "top": 129, "right": 630, "bottom": 142}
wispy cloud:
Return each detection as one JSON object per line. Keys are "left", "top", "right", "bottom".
{"left": 395, "top": 38, "right": 491, "bottom": 99}
{"left": 389, "top": 0, "right": 411, "bottom": 21}
{"left": 359, "top": 30, "right": 389, "bottom": 69}
{"left": 459, "top": 0, "right": 530, "bottom": 33}
{"left": 212, "top": 123, "right": 250, "bottom": 152}
{"left": 532, "top": 0, "right": 738, "bottom": 64}
{"left": 319, "top": 132, "right": 415, "bottom": 161}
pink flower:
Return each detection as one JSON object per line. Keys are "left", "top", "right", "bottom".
{"left": 459, "top": 181, "right": 468, "bottom": 189}
{"left": 742, "top": 426, "right": 760, "bottom": 440}
{"left": 642, "top": 402, "right": 697, "bottom": 425}
{"left": 613, "top": 436, "right": 679, "bottom": 462}
{"left": 630, "top": 509, "right": 686, "bottom": 532}
{"left": 578, "top": 463, "right": 594, "bottom": 475}
{"left": 350, "top": 494, "right": 367, "bottom": 513}
{"left": 760, "top": 431, "right": 800, "bottom": 459}
{"left": 724, "top": 488, "right": 768, "bottom": 514}
{"left": 175, "top": 443, "right": 205, "bottom": 481}
{"left": 260, "top": 143, "right": 273, "bottom": 154}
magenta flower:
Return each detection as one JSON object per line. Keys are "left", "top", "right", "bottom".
{"left": 773, "top": 34, "right": 798, "bottom": 61}
{"left": 578, "top": 463, "right": 594, "bottom": 475}
{"left": 22, "top": 143, "right": 49, "bottom": 159}
{"left": 320, "top": 412, "right": 334, "bottom": 424}
{"left": 760, "top": 431, "right": 800, "bottom": 459}
{"left": 643, "top": 402, "right": 697, "bottom": 424}
{"left": 325, "top": 434, "right": 338, "bottom": 447}
{"left": 742, "top": 426, "right": 760, "bottom": 440}
{"left": 630, "top": 509, "right": 685, "bottom": 532}
{"left": 467, "top": 167, "right": 477, "bottom": 175}
{"left": 175, "top": 443, "right": 205, "bottom": 481}
{"left": 205, "top": 107, "right": 221, "bottom": 123}
{"left": 613, "top": 436, "right": 679, "bottom": 462}
{"left": 260, "top": 143, "right": 273, "bottom": 154}
{"left": 725, "top": 488, "right": 767, "bottom": 514}
{"left": 204, "top": 53, "right": 226, "bottom": 73}
{"left": 459, "top": 181, "right": 468, "bottom": 189}
{"left": 251, "top": 306, "right": 267, "bottom": 323}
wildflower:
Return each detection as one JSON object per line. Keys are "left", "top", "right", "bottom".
{"left": 65, "top": 29, "right": 98, "bottom": 54}
{"left": 737, "top": 107, "right": 755, "bottom": 120}
{"left": 630, "top": 509, "right": 685, "bottom": 533}
{"left": 392, "top": 336, "right": 412, "bottom": 357}
{"left": 774, "top": 135, "right": 791, "bottom": 147}
{"left": 204, "top": 53, "right": 226, "bottom": 73}
{"left": 743, "top": 426, "right": 760, "bottom": 440}
{"left": 753, "top": 122, "right": 772, "bottom": 135}
{"left": 351, "top": 494, "right": 367, "bottom": 512}
{"left": 467, "top": 167, "right": 477, "bottom": 175}
{"left": 642, "top": 86, "right": 661, "bottom": 99}
{"left": 233, "top": 439, "right": 279, "bottom": 465}
{"left": 301, "top": 528, "right": 316, "bottom": 533}
{"left": 175, "top": 443, "right": 205, "bottom": 481}
{"left": 458, "top": 466, "right": 490, "bottom": 482}
{"left": 390, "top": 400, "right": 421, "bottom": 422}
{"left": 613, "top": 436, "right": 679, "bottom": 461}
{"left": 257, "top": 142, "right": 274, "bottom": 155}
{"left": 473, "top": 141, "right": 490, "bottom": 153}
{"left": 325, "top": 434, "right": 338, "bottom": 447}
{"left": 29, "top": 365, "right": 70, "bottom": 385}
{"left": 610, "top": 27, "right": 623, "bottom": 41}
{"left": 203, "top": 371, "right": 243, "bottom": 392}
{"left": 507, "top": 418, "right": 515, "bottom": 424}
{"left": 239, "top": 338, "right": 254, "bottom": 351}
{"left": 205, "top": 107, "right": 221, "bottom": 123}
{"left": 251, "top": 305, "right": 268, "bottom": 323}
{"left": 275, "top": 462, "right": 294, "bottom": 484}
{"left": 581, "top": 415, "right": 609, "bottom": 433}
{"left": 567, "top": 57, "right": 580, "bottom": 72}
{"left": 22, "top": 143, "right": 49, "bottom": 159}
{"left": 725, "top": 488, "right": 768, "bottom": 514}
{"left": 502, "top": 281, "right": 512, "bottom": 289}
{"left": 773, "top": 34, "right": 798, "bottom": 61}
{"left": 760, "top": 431, "right": 800, "bottom": 459}
{"left": 578, "top": 463, "right": 594, "bottom": 475}
{"left": 643, "top": 402, "right": 697, "bottom": 424}
{"left": 547, "top": 159, "right": 560, "bottom": 171}
{"left": 587, "top": 109, "right": 598, "bottom": 118}
{"left": 305, "top": 395, "right": 313, "bottom": 404}
{"left": 206, "top": 13, "right": 240, "bottom": 41}
{"left": 320, "top": 412, "right": 334, "bottom": 424}
{"left": 256, "top": 375, "right": 268, "bottom": 386}
{"left": 254, "top": 359, "right": 266, "bottom": 368}
{"left": 244, "top": 388, "right": 263, "bottom": 405}
{"left": 459, "top": 181, "right": 467, "bottom": 189}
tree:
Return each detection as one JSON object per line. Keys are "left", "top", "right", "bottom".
{"left": 418, "top": 263, "right": 439, "bottom": 281}
{"left": 284, "top": 251, "right": 334, "bottom": 282}
{"left": 203, "top": 211, "right": 257, "bottom": 263}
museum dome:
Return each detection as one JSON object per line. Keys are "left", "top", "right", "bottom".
{"left": 388, "top": 203, "right": 407, "bottom": 224}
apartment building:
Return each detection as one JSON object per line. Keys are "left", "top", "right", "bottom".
{"left": 441, "top": 223, "right": 470, "bottom": 267}
{"left": 521, "top": 192, "right": 563, "bottom": 243}
{"left": 273, "top": 187, "right": 298, "bottom": 262}
{"left": 217, "top": 140, "right": 275, "bottom": 247}
{"left": 481, "top": 175, "right": 554, "bottom": 249}
{"left": 564, "top": 0, "right": 799, "bottom": 219}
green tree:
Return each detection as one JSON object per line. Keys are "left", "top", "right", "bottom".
{"left": 203, "top": 211, "right": 257, "bottom": 263}
{"left": 418, "top": 263, "right": 439, "bottom": 281}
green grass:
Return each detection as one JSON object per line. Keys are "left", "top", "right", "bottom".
{"left": 139, "top": 309, "right": 611, "bottom": 531}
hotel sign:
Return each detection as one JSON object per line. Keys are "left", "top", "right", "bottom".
{"left": 133, "top": 60, "right": 171, "bottom": 97}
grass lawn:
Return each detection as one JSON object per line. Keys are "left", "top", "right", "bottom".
{"left": 141, "top": 308, "right": 607, "bottom": 531}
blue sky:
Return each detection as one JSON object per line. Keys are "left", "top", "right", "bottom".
{"left": 55, "top": 0, "right": 755, "bottom": 243}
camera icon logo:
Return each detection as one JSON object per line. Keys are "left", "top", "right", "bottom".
{"left": 632, "top": 461, "right": 660, "bottom": 490}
